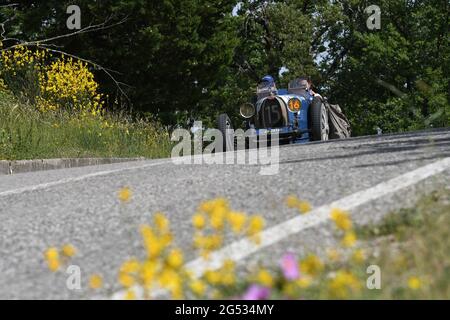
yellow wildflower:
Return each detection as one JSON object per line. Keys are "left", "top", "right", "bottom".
{"left": 206, "top": 234, "right": 223, "bottom": 250}
{"left": 300, "top": 255, "right": 324, "bottom": 276}
{"left": 190, "top": 280, "right": 206, "bottom": 296}
{"left": 326, "top": 248, "right": 341, "bottom": 262}
{"left": 351, "top": 249, "right": 366, "bottom": 264}
{"left": 118, "top": 273, "right": 135, "bottom": 288}
{"left": 286, "top": 195, "right": 299, "bottom": 208}
{"left": 140, "top": 261, "right": 157, "bottom": 287}
{"left": 222, "top": 272, "right": 236, "bottom": 286}
{"left": 158, "top": 269, "right": 182, "bottom": 291}
{"left": 286, "top": 195, "right": 311, "bottom": 214}
{"left": 166, "top": 248, "right": 184, "bottom": 269}
{"left": 227, "top": 211, "right": 247, "bottom": 233}
{"left": 407, "top": 276, "right": 422, "bottom": 290}
{"left": 170, "top": 284, "right": 184, "bottom": 299}
{"left": 341, "top": 231, "right": 357, "bottom": 248}
{"left": 297, "top": 201, "right": 312, "bottom": 214}
{"left": 140, "top": 225, "right": 164, "bottom": 258}
{"left": 154, "top": 212, "right": 170, "bottom": 234}
{"left": 89, "top": 274, "right": 103, "bottom": 289}
{"left": 120, "top": 258, "right": 141, "bottom": 274}
{"left": 247, "top": 215, "right": 265, "bottom": 236}
{"left": 124, "top": 290, "right": 136, "bottom": 300}
{"left": 199, "top": 198, "right": 229, "bottom": 215}
{"left": 45, "top": 247, "right": 59, "bottom": 261}
{"left": 209, "top": 205, "right": 227, "bottom": 230}
{"left": 256, "top": 269, "right": 274, "bottom": 287}
{"left": 328, "top": 270, "right": 361, "bottom": 299}
{"left": 296, "top": 276, "right": 312, "bottom": 288}
{"left": 44, "top": 247, "right": 60, "bottom": 272}
{"left": 192, "top": 213, "right": 206, "bottom": 229}
{"left": 118, "top": 187, "right": 132, "bottom": 203}
{"left": 47, "top": 259, "right": 60, "bottom": 272}
{"left": 61, "top": 244, "right": 76, "bottom": 258}
{"left": 204, "top": 270, "right": 221, "bottom": 285}
{"left": 330, "top": 208, "right": 353, "bottom": 231}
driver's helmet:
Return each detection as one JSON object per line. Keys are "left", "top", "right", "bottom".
{"left": 261, "top": 75, "right": 275, "bottom": 85}
{"left": 257, "top": 75, "right": 277, "bottom": 96}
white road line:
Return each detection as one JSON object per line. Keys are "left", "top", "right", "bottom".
{"left": 0, "top": 152, "right": 247, "bottom": 197}
{"left": 0, "top": 160, "right": 170, "bottom": 197}
{"left": 184, "top": 157, "right": 450, "bottom": 276}
{"left": 110, "top": 157, "right": 450, "bottom": 299}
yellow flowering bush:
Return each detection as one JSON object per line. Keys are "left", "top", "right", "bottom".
{"left": 0, "top": 45, "right": 103, "bottom": 116}
{"left": 0, "top": 45, "right": 46, "bottom": 102}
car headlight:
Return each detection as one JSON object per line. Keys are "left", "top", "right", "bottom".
{"left": 240, "top": 103, "right": 255, "bottom": 118}
{"left": 287, "top": 97, "right": 301, "bottom": 112}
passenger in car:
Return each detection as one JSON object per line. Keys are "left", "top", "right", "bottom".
{"left": 303, "top": 76, "right": 322, "bottom": 99}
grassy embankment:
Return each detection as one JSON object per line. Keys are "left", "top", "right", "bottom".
{"left": 0, "top": 91, "right": 173, "bottom": 160}
{"left": 0, "top": 46, "right": 173, "bottom": 161}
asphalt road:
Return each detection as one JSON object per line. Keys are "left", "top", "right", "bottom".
{"left": 0, "top": 129, "right": 449, "bottom": 299}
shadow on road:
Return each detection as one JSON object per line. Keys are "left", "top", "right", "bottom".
{"left": 278, "top": 133, "right": 450, "bottom": 168}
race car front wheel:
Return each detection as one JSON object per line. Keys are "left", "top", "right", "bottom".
{"left": 217, "top": 113, "right": 234, "bottom": 151}
{"left": 310, "top": 97, "right": 329, "bottom": 141}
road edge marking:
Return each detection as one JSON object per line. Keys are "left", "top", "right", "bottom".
{"left": 0, "top": 160, "right": 171, "bottom": 197}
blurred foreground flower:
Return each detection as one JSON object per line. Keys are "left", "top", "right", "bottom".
{"left": 44, "top": 247, "right": 60, "bottom": 272}
{"left": 286, "top": 195, "right": 312, "bottom": 214}
{"left": 242, "top": 285, "right": 271, "bottom": 300}
{"left": 124, "top": 290, "right": 136, "bottom": 300}
{"left": 118, "top": 187, "right": 132, "bottom": 203}
{"left": 351, "top": 249, "right": 366, "bottom": 264}
{"left": 341, "top": 231, "right": 357, "bottom": 248}
{"left": 61, "top": 244, "right": 76, "bottom": 257}
{"left": 255, "top": 269, "right": 274, "bottom": 287}
{"left": 328, "top": 270, "right": 361, "bottom": 299}
{"left": 326, "top": 248, "right": 341, "bottom": 262}
{"left": 330, "top": 208, "right": 352, "bottom": 231}
{"left": 407, "top": 276, "right": 422, "bottom": 290}
{"left": 89, "top": 274, "right": 103, "bottom": 289}
{"left": 300, "top": 255, "right": 324, "bottom": 276}
{"left": 44, "top": 197, "right": 378, "bottom": 300}
{"left": 280, "top": 253, "right": 299, "bottom": 280}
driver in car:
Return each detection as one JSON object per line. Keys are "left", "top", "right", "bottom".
{"left": 253, "top": 75, "right": 278, "bottom": 103}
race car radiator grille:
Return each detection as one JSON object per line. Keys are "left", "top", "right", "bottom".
{"left": 258, "top": 98, "right": 285, "bottom": 128}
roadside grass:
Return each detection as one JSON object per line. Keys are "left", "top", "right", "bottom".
{"left": 353, "top": 188, "right": 450, "bottom": 299}
{"left": 44, "top": 188, "right": 450, "bottom": 300}
{"left": 230, "top": 189, "right": 450, "bottom": 299}
{"left": 0, "top": 91, "right": 173, "bottom": 160}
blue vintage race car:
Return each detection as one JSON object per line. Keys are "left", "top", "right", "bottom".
{"left": 217, "top": 77, "right": 330, "bottom": 150}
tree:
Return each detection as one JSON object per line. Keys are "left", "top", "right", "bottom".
{"left": 317, "top": 0, "right": 449, "bottom": 134}
{"left": 1, "top": 0, "right": 239, "bottom": 125}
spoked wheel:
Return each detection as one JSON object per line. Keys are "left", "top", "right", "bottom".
{"left": 310, "top": 97, "right": 329, "bottom": 141}
{"left": 217, "top": 113, "right": 234, "bottom": 151}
